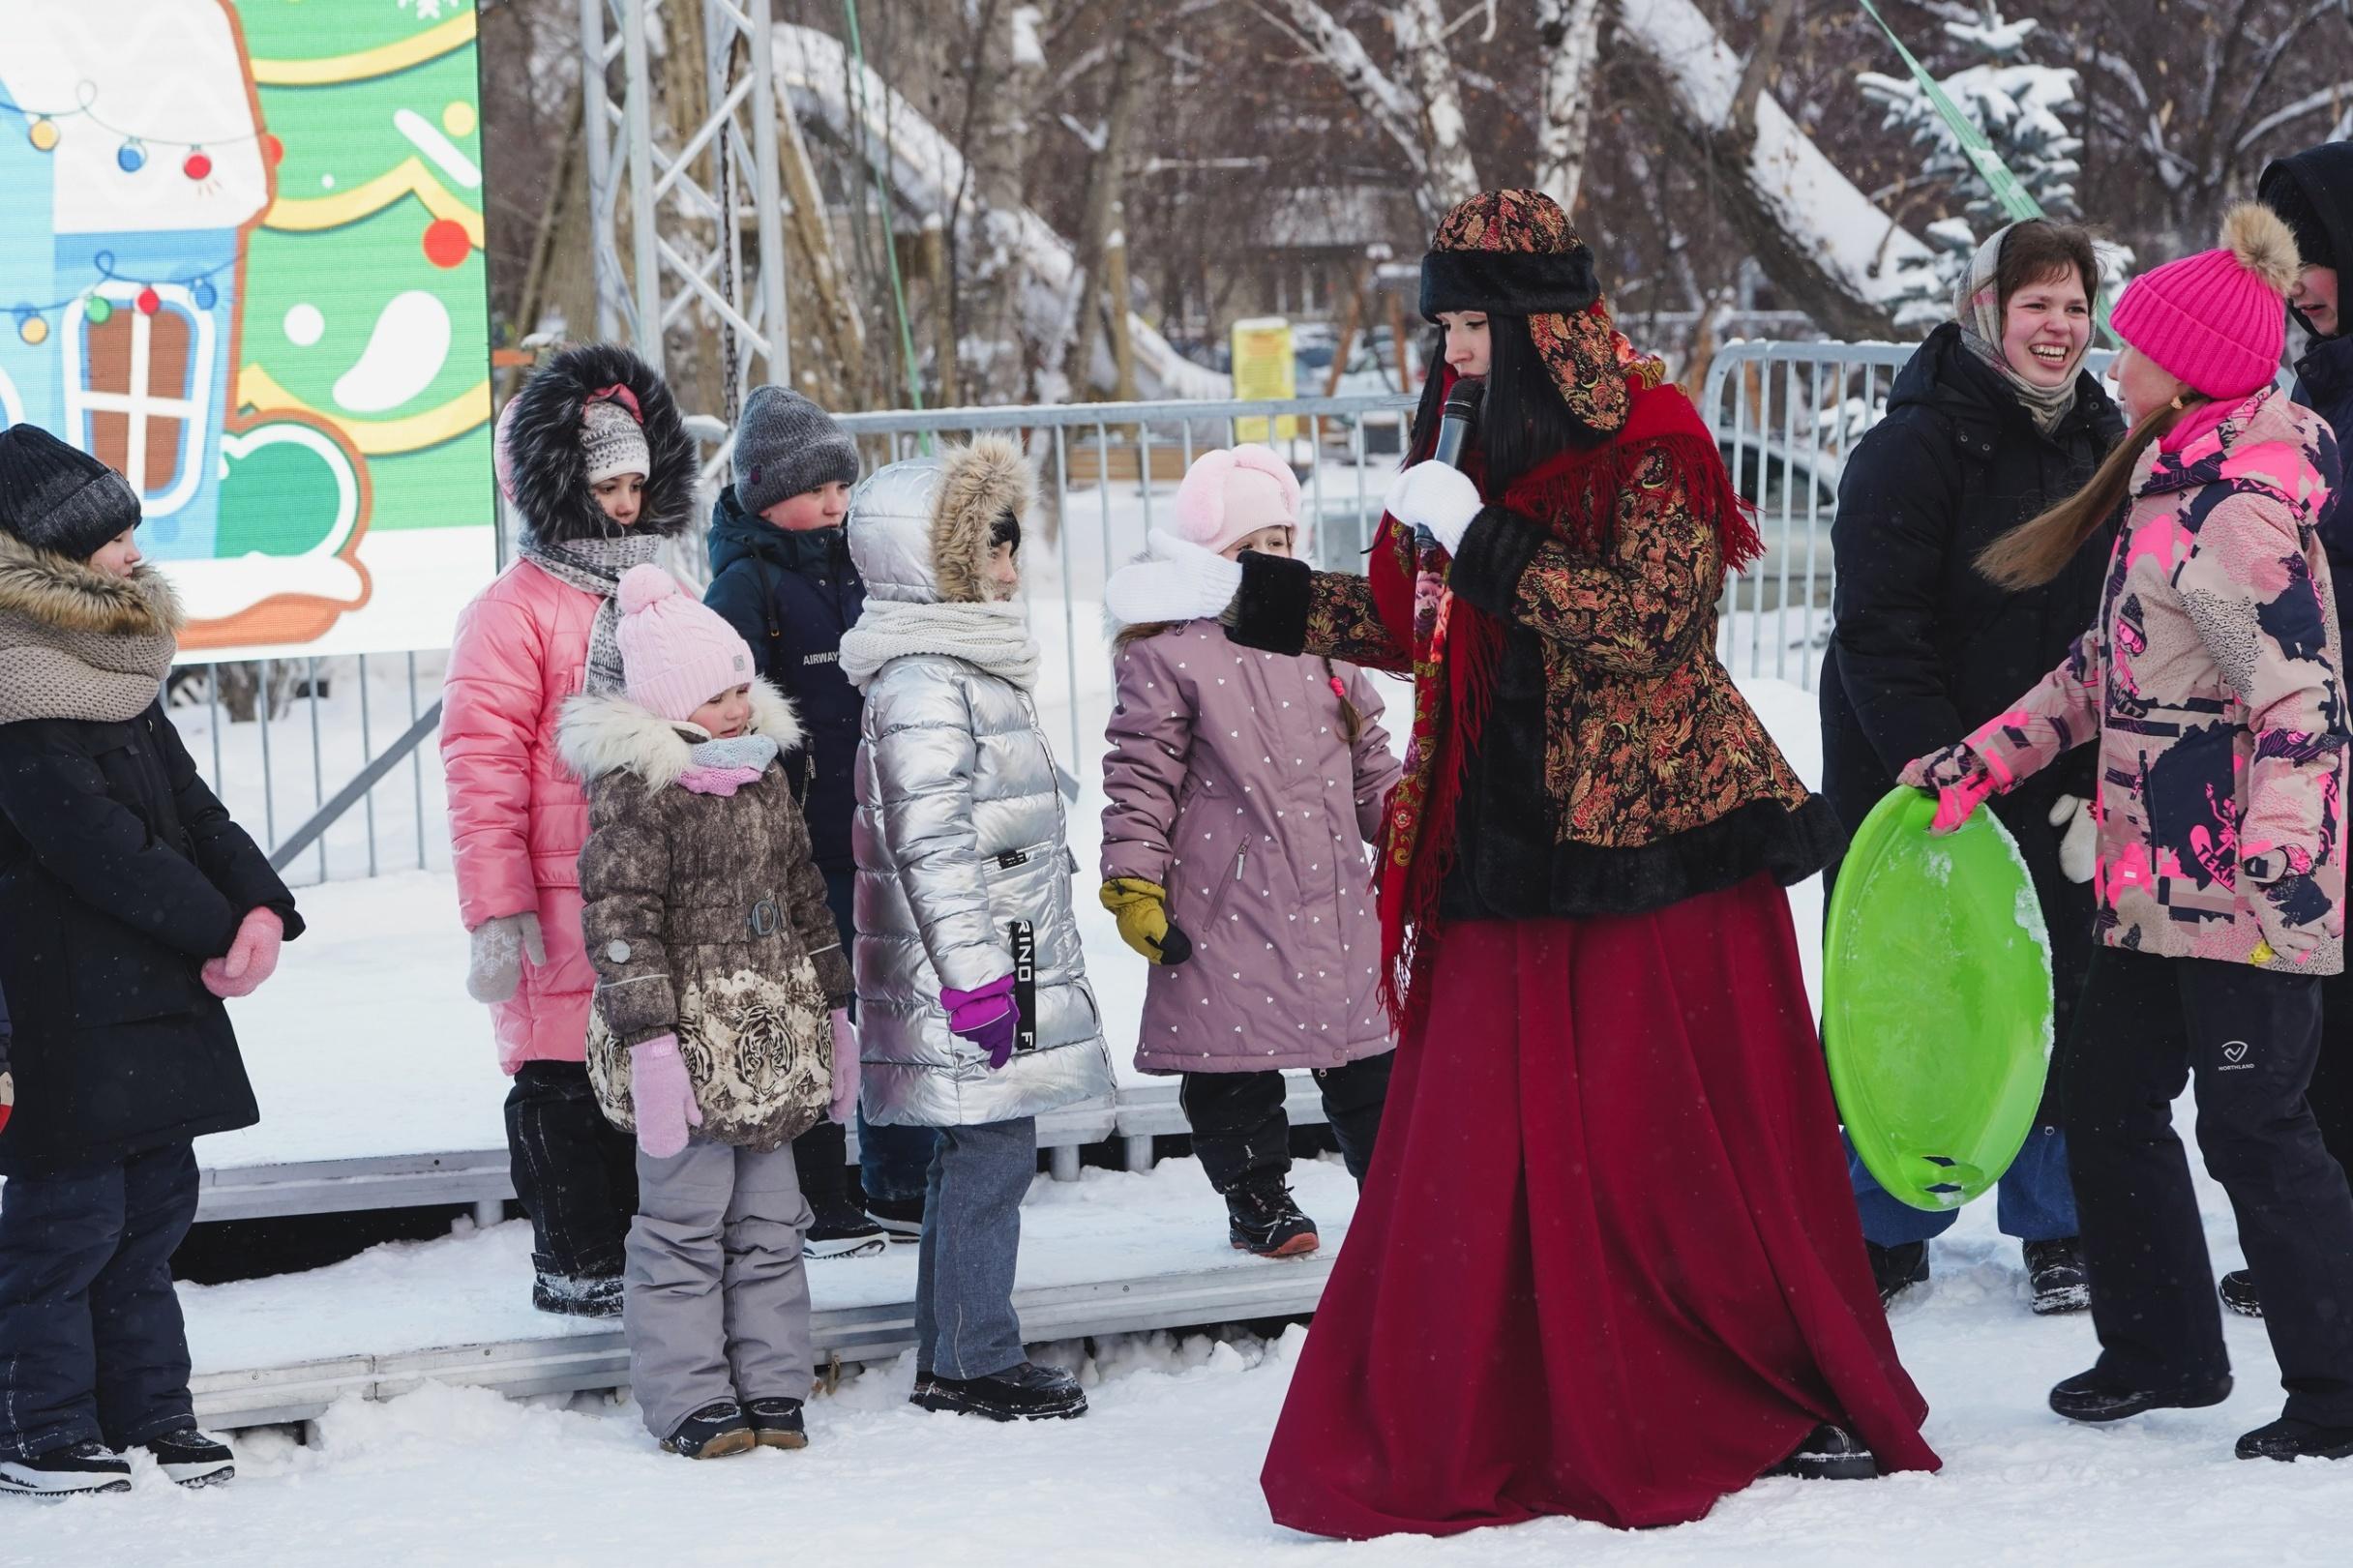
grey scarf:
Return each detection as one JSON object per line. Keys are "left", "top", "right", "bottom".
{"left": 1955, "top": 224, "right": 2084, "bottom": 439}
{"left": 839, "top": 600, "right": 1041, "bottom": 693}
{"left": 519, "top": 533, "right": 662, "bottom": 695}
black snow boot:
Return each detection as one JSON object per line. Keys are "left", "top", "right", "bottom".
{"left": 1768, "top": 1424, "right": 1878, "bottom": 1481}
{"left": 532, "top": 1268, "right": 623, "bottom": 1319}
{"left": 2023, "top": 1236, "right": 2092, "bottom": 1316}
{"left": 744, "top": 1397, "right": 807, "bottom": 1450}
{"left": 0, "top": 1440, "right": 132, "bottom": 1497}
{"left": 2236, "top": 1417, "right": 2353, "bottom": 1461}
{"left": 2219, "top": 1268, "right": 2264, "bottom": 1317}
{"left": 804, "top": 1193, "right": 888, "bottom": 1259}
{"left": 865, "top": 1193, "right": 926, "bottom": 1241}
{"left": 2048, "top": 1368, "right": 2233, "bottom": 1424}
{"left": 910, "top": 1361, "right": 1087, "bottom": 1422}
{"left": 144, "top": 1427, "right": 235, "bottom": 1488}
{"left": 662, "top": 1400, "right": 756, "bottom": 1459}
{"left": 1225, "top": 1177, "right": 1319, "bottom": 1257}
{"left": 1866, "top": 1240, "right": 1928, "bottom": 1306}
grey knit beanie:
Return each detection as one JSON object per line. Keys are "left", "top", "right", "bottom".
{"left": 731, "top": 386, "right": 860, "bottom": 517}
{"left": 0, "top": 424, "right": 141, "bottom": 561}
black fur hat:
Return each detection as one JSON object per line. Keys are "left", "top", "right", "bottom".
{"left": 495, "top": 343, "right": 699, "bottom": 546}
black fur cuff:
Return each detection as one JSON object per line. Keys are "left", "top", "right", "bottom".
{"left": 1225, "top": 551, "right": 1313, "bottom": 657}
{"left": 1419, "top": 247, "right": 1600, "bottom": 320}
{"left": 1445, "top": 507, "right": 1545, "bottom": 620}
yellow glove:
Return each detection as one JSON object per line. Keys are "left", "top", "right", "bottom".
{"left": 1100, "top": 877, "right": 1194, "bottom": 965}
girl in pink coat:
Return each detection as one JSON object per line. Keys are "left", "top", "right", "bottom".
{"left": 1100, "top": 447, "right": 1400, "bottom": 1257}
{"left": 442, "top": 343, "right": 699, "bottom": 1317}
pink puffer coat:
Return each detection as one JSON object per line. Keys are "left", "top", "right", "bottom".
{"left": 1102, "top": 619, "right": 1400, "bottom": 1073}
{"left": 443, "top": 559, "right": 602, "bottom": 1070}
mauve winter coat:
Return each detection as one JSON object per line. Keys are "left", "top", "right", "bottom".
{"left": 443, "top": 560, "right": 602, "bottom": 1071}
{"left": 1101, "top": 620, "right": 1399, "bottom": 1072}
{"left": 1965, "top": 386, "right": 2348, "bottom": 971}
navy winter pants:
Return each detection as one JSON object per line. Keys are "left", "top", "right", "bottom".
{"left": 0, "top": 1141, "right": 200, "bottom": 1458}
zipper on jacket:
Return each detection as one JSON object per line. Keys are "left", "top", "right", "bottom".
{"left": 1210, "top": 846, "right": 1248, "bottom": 918}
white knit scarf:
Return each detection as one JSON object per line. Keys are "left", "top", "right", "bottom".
{"left": 839, "top": 601, "right": 1040, "bottom": 692}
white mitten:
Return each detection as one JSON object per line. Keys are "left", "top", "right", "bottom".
{"left": 1387, "top": 460, "right": 1484, "bottom": 555}
{"left": 2049, "top": 794, "right": 2097, "bottom": 885}
{"left": 1104, "top": 529, "right": 1244, "bottom": 626}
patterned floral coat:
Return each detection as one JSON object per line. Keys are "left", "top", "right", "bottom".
{"left": 1964, "top": 387, "right": 2348, "bottom": 972}
{"left": 561, "top": 680, "right": 853, "bottom": 1150}
{"left": 1230, "top": 383, "right": 1838, "bottom": 921}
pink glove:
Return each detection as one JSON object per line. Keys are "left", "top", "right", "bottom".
{"left": 1897, "top": 744, "right": 1996, "bottom": 837}
{"left": 940, "top": 976, "right": 1021, "bottom": 1070}
{"left": 629, "top": 1034, "right": 701, "bottom": 1159}
{"left": 202, "top": 907, "right": 284, "bottom": 999}
{"left": 829, "top": 1008, "right": 858, "bottom": 1124}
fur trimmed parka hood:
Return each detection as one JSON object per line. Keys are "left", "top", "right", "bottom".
{"left": 848, "top": 435, "right": 1037, "bottom": 606}
{"left": 497, "top": 342, "right": 700, "bottom": 547}
{"left": 0, "top": 531, "right": 183, "bottom": 725}
{"left": 556, "top": 677, "right": 804, "bottom": 793}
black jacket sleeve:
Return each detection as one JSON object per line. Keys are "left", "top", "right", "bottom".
{"left": 154, "top": 709, "right": 304, "bottom": 942}
{"left": 1828, "top": 417, "right": 1971, "bottom": 774}
{"left": 703, "top": 563, "right": 776, "bottom": 685}
{"left": 0, "top": 727, "right": 245, "bottom": 961}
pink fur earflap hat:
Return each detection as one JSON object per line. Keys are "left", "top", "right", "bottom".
{"left": 1172, "top": 446, "right": 1304, "bottom": 557}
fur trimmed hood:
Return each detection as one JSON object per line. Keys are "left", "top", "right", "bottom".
{"left": 847, "top": 435, "right": 1036, "bottom": 606}
{"left": 497, "top": 342, "right": 700, "bottom": 547}
{"left": 557, "top": 676, "right": 804, "bottom": 791}
{"left": 0, "top": 531, "right": 182, "bottom": 725}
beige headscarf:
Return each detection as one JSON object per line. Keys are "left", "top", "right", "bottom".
{"left": 1955, "top": 223, "right": 2085, "bottom": 439}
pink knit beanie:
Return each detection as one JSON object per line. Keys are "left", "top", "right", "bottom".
{"left": 1173, "top": 446, "right": 1304, "bottom": 557}
{"left": 2109, "top": 203, "right": 2302, "bottom": 401}
{"left": 614, "top": 564, "right": 755, "bottom": 723}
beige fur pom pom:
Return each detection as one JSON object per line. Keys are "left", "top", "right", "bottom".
{"left": 2221, "top": 200, "right": 2303, "bottom": 297}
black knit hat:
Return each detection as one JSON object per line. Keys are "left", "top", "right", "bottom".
{"left": 0, "top": 424, "right": 140, "bottom": 561}
{"left": 731, "top": 386, "right": 861, "bottom": 518}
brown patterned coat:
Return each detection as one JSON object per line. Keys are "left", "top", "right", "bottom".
{"left": 561, "top": 680, "right": 852, "bottom": 1151}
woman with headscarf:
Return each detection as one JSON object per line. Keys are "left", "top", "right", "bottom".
{"left": 1108, "top": 190, "right": 1937, "bottom": 1538}
{"left": 1821, "top": 222, "right": 2125, "bottom": 1312}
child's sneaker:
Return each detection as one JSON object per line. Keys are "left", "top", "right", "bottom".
{"left": 662, "top": 1400, "right": 756, "bottom": 1459}
{"left": 865, "top": 1193, "right": 926, "bottom": 1241}
{"left": 2023, "top": 1236, "right": 2091, "bottom": 1316}
{"left": 143, "top": 1427, "right": 235, "bottom": 1488}
{"left": 0, "top": 1440, "right": 133, "bottom": 1497}
{"left": 804, "top": 1194, "right": 888, "bottom": 1259}
{"left": 532, "top": 1269, "right": 623, "bottom": 1318}
{"left": 909, "top": 1361, "right": 1087, "bottom": 1422}
{"left": 744, "top": 1398, "right": 807, "bottom": 1450}
{"left": 1225, "top": 1177, "right": 1319, "bottom": 1257}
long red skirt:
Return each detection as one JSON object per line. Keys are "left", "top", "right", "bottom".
{"left": 1261, "top": 873, "right": 1938, "bottom": 1538}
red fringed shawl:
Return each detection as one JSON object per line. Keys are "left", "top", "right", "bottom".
{"left": 1366, "top": 376, "right": 1761, "bottom": 1027}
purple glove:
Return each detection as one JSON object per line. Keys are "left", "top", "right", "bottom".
{"left": 829, "top": 1008, "right": 858, "bottom": 1124}
{"left": 629, "top": 1034, "right": 702, "bottom": 1159}
{"left": 941, "top": 976, "right": 1021, "bottom": 1070}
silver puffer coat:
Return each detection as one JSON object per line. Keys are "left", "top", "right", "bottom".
{"left": 847, "top": 439, "right": 1115, "bottom": 1127}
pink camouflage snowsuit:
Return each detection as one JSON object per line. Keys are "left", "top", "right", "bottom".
{"left": 1961, "top": 386, "right": 2348, "bottom": 973}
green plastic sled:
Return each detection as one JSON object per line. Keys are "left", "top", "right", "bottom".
{"left": 1822, "top": 786, "right": 2055, "bottom": 1211}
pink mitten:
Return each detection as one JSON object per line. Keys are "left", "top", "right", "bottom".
{"left": 1898, "top": 744, "right": 1996, "bottom": 837}
{"left": 829, "top": 1009, "right": 859, "bottom": 1124}
{"left": 629, "top": 1034, "right": 702, "bottom": 1159}
{"left": 202, "top": 907, "right": 284, "bottom": 999}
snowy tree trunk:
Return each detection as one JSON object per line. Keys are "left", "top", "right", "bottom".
{"left": 1271, "top": 0, "right": 1464, "bottom": 227}
{"left": 965, "top": 3, "right": 1050, "bottom": 399}
{"left": 1534, "top": 0, "right": 1604, "bottom": 216}
{"left": 1392, "top": 0, "right": 1482, "bottom": 214}
{"left": 1606, "top": 0, "right": 1938, "bottom": 340}
{"left": 1059, "top": 11, "right": 1146, "bottom": 398}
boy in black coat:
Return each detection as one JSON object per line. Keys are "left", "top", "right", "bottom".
{"left": 0, "top": 426, "right": 301, "bottom": 1497}
{"left": 704, "top": 388, "right": 938, "bottom": 1250}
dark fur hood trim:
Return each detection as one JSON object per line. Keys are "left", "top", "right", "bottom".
{"left": 0, "top": 530, "right": 183, "bottom": 637}
{"left": 503, "top": 342, "right": 700, "bottom": 546}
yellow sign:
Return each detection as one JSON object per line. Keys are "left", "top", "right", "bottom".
{"left": 1231, "top": 316, "right": 1296, "bottom": 442}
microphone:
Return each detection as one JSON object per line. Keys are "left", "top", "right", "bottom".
{"left": 1419, "top": 377, "right": 1485, "bottom": 550}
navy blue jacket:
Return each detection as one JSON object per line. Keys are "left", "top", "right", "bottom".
{"left": 703, "top": 486, "right": 864, "bottom": 871}
{"left": 2290, "top": 332, "right": 2353, "bottom": 644}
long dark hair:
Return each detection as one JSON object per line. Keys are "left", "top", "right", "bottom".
{"left": 1407, "top": 317, "right": 1601, "bottom": 492}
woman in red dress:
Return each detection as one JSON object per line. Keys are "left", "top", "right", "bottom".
{"left": 1109, "top": 190, "right": 1938, "bottom": 1538}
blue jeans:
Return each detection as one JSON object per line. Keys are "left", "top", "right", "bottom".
{"left": 0, "top": 1141, "right": 200, "bottom": 1458}
{"left": 913, "top": 1117, "right": 1034, "bottom": 1380}
{"left": 822, "top": 866, "right": 938, "bottom": 1203}
{"left": 1847, "top": 1125, "right": 2078, "bottom": 1246}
